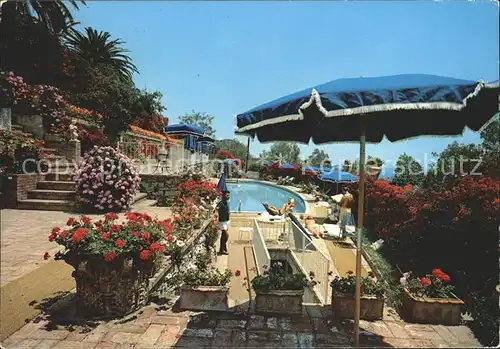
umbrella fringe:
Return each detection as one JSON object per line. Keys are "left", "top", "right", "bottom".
{"left": 236, "top": 81, "right": 499, "bottom": 132}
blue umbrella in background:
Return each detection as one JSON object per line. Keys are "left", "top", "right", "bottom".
{"left": 319, "top": 170, "right": 358, "bottom": 182}
{"left": 235, "top": 73, "right": 499, "bottom": 346}
{"left": 279, "top": 163, "right": 298, "bottom": 169}
{"left": 217, "top": 173, "right": 228, "bottom": 193}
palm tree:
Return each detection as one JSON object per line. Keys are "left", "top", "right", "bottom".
{"left": 0, "top": 0, "right": 84, "bottom": 34}
{"left": 64, "top": 27, "right": 139, "bottom": 81}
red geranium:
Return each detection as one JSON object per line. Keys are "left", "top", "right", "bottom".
{"left": 104, "top": 252, "right": 117, "bottom": 262}
{"left": 420, "top": 277, "right": 431, "bottom": 287}
{"left": 150, "top": 242, "right": 165, "bottom": 253}
{"left": 72, "top": 227, "right": 88, "bottom": 242}
{"left": 140, "top": 249, "right": 152, "bottom": 261}
{"left": 114, "top": 239, "right": 126, "bottom": 248}
{"left": 66, "top": 217, "right": 76, "bottom": 226}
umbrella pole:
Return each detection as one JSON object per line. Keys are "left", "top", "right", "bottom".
{"left": 245, "top": 137, "right": 250, "bottom": 173}
{"left": 354, "top": 118, "right": 366, "bottom": 347}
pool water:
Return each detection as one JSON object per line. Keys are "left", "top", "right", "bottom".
{"left": 226, "top": 181, "right": 306, "bottom": 213}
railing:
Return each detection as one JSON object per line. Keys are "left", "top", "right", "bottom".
{"left": 252, "top": 218, "right": 271, "bottom": 276}
{"left": 117, "top": 137, "right": 212, "bottom": 175}
{"left": 252, "top": 218, "right": 332, "bottom": 304}
{"left": 289, "top": 220, "right": 331, "bottom": 304}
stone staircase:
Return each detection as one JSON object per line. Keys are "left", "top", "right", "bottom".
{"left": 11, "top": 124, "right": 151, "bottom": 212}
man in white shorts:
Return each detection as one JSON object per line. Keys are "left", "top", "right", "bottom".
{"left": 217, "top": 190, "right": 231, "bottom": 255}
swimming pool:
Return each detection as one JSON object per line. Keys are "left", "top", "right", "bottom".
{"left": 226, "top": 181, "right": 306, "bottom": 213}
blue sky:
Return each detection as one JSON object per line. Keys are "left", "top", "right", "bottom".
{"left": 75, "top": 1, "right": 498, "bottom": 167}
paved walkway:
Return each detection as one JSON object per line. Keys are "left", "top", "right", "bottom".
{"left": 0, "top": 206, "right": 172, "bottom": 286}
{"left": 2, "top": 297, "right": 481, "bottom": 348}
{"left": 1, "top": 209, "right": 482, "bottom": 348}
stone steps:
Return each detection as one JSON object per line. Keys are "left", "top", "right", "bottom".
{"left": 17, "top": 199, "right": 75, "bottom": 211}
{"left": 37, "top": 180, "right": 75, "bottom": 191}
{"left": 132, "top": 192, "right": 148, "bottom": 204}
{"left": 27, "top": 189, "right": 76, "bottom": 201}
{"left": 45, "top": 173, "right": 74, "bottom": 181}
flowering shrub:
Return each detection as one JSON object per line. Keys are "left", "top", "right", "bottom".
{"left": 47, "top": 116, "right": 109, "bottom": 152}
{"left": 350, "top": 175, "right": 500, "bottom": 345}
{"left": 401, "top": 269, "right": 455, "bottom": 299}
{"left": 131, "top": 114, "right": 166, "bottom": 134}
{"left": 175, "top": 180, "right": 221, "bottom": 204}
{"left": 330, "top": 270, "right": 385, "bottom": 298}
{"left": 75, "top": 146, "right": 140, "bottom": 212}
{"left": 0, "top": 131, "right": 44, "bottom": 175}
{"left": 130, "top": 125, "right": 166, "bottom": 140}
{"left": 0, "top": 71, "right": 30, "bottom": 108}
{"left": 48, "top": 212, "right": 174, "bottom": 264}
{"left": 216, "top": 150, "right": 235, "bottom": 159}
{"left": 66, "top": 104, "right": 103, "bottom": 122}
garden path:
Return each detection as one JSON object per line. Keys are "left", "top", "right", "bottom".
{"left": 1, "top": 208, "right": 483, "bottom": 348}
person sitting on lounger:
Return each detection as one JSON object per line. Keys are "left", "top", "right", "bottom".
{"left": 300, "top": 215, "right": 323, "bottom": 238}
{"left": 263, "top": 198, "right": 295, "bottom": 216}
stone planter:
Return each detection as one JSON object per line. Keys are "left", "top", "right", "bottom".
{"left": 64, "top": 254, "right": 154, "bottom": 318}
{"left": 179, "top": 286, "right": 229, "bottom": 312}
{"left": 1, "top": 173, "right": 43, "bottom": 208}
{"left": 331, "top": 293, "right": 384, "bottom": 320}
{"left": 401, "top": 288, "right": 464, "bottom": 325}
{"left": 255, "top": 289, "right": 304, "bottom": 315}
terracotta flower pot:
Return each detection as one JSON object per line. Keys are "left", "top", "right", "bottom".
{"left": 255, "top": 289, "right": 304, "bottom": 315}
{"left": 64, "top": 253, "right": 154, "bottom": 318}
{"left": 401, "top": 288, "right": 464, "bottom": 325}
{"left": 179, "top": 286, "right": 229, "bottom": 312}
{"left": 331, "top": 293, "right": 384, "bottom": 320}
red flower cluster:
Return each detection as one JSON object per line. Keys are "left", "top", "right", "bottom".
{"left": 420, "top": 277, "right": 432, "bottom": 287}
{"left": 432, "top": 268, "right": 451, "bottom": 283}
{"left": 176, "top": 180, "right": 221, "bottom": 202}
{"left": 47, "top": 213, "right": 176, "bottom": 263}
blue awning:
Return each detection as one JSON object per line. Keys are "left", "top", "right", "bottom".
{"left": 198, "top": 135, "right": 215, "bottom": 143}
{"left": 165, "top": 124, "right": 206, "bottom": 137}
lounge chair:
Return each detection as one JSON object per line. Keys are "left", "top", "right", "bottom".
{"left": 258, "top": 211, "right": 285, "bottom": 222}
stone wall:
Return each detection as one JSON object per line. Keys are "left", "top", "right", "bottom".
{"left": 139, "top": 174, "right": 183, "bottom": 206}
{"left": 0, "top": 108, "right": 11, "bottom": 131}
{"left": 0, "top": 174, "right": 43, "bottom": 208}
{"left": 11, "top": 114, "right": 44, "bottom": 139}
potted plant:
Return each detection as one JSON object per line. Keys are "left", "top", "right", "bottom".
{"left": 179, "top": 252, "right": 233, "bottom": 311}
{"left": 251, "top": 262, "right": 310, "bottom": 315}
{"left": 47, "top": 212, "right": 174, "bottom": 318}
{"left": 331, "top": 271, "right": 385, "bottom": 320}
{"left": 400, "top": 268, "right": 463, "bottom": 325}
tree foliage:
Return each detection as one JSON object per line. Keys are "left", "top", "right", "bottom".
{"left": 1, "top": 0, "right": 84, "bottom": 35}
{"left": 64, "top": 27, "right": 138, "bottom": 81}
{"left": 215, "top": 138, "right": 248, "bottom": 161}
{"left": 349, "top": 156, "right": 384, "bottom": 174}
{"left": 306, "top": 148, "right": 330, "bottom": 167}
{"left": 260, "top": 142, "right": 301, "bottom": 165}
{"left": 391, "top": 153, "right": 424, "bottom": 187}
{"left": 178, "top": 110, "right": 215, "bottom": 137}
{"left": 423, "top": 142, "right": 483, "bottom": 189}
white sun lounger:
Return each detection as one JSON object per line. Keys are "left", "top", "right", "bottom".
{"left": 258, "top": 211, "right": 286, "bottom": 222}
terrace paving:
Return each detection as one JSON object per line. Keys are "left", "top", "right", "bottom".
{"left": 1, "top": 208, "right": 482, "bottom": 348}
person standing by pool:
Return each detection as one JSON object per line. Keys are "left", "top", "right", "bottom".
{"left": 217, "top": 190, "right": 231, "bottom": 255}
{"left": 339, "top": 186, "right": 355, "bottom": 235}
